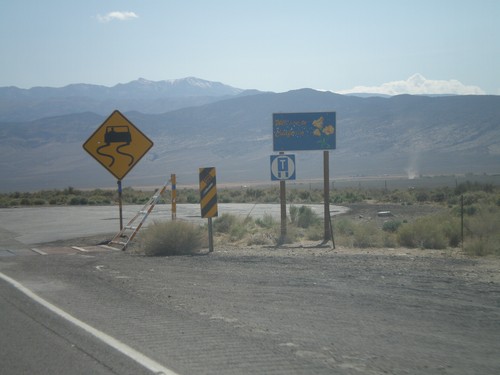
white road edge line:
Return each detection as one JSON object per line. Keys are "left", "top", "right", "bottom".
{"left": 71, "top": 246, "right": 89, "bottom": 252}
{"left": 0, "top": 271, "right": 179, "bottom": 375}
{"left": 30, "top": 248, "right": 47, "bottom": 255}
{"left": 99, "top": 245, "right": 121, "bottom": 251}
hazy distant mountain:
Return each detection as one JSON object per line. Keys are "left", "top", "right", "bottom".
{"left": 0, "top": 77, "right": 251, "bottom": 121}
{"left": 0, "top": 88, "right": 499, "bottom": 192}
{"left": 343, "top": 93, "right": 391, "bottom": 98}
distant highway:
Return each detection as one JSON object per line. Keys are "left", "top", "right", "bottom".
{"left": 0, "top": 203, "right": 347, "bottom": 245}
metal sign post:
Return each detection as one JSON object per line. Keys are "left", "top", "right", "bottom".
{"left": 279, "top": 179, "right": 287, "bottom": 245}
{"left": 83, "top": 110, "right": 154, "bottom": 232}
{"left": 171, "top": 174, "right": 177, "bottom": 220}
{"left": 199, "top": 167, "right": 218, "bottom": 253}
{"left": 117, "top": 180, "right": 123, "bottom": 230}
{"left": 323, "top": 151, "right": 331, "bottom": 244}
{"left": 208, "top": 217, "right": 214, "bottom": 253}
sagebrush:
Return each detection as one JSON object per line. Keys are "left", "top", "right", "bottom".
{"left": 141, "top": 220, "right": 204, "bottom": 256}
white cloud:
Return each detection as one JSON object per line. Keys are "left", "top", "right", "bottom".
{"left": 97, "top": 11, "right": 138, "bottom": 23}
{"left": 338, "top": 74, "right": 485, "bottom": 96}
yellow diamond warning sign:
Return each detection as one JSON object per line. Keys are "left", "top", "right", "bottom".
{"left": 83, "top": 110, "right": 153, "bottom": 180}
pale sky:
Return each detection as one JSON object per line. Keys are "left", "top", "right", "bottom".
{"left": 1, "top": 0, "right": 499, "bottom": 95}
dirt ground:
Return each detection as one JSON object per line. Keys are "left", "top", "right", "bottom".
{"left": 337, "top": 201, "right": 446, "bottom": 225}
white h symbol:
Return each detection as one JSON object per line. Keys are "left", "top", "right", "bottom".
{"left": 278, "top": 157, "right": 288, "bottom": 178}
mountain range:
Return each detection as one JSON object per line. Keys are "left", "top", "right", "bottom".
{"left": 0, "top": 77, "right": 499, "bottom": 192}
{"left": 0, "top": 77, "right": 251, "bottom": 122}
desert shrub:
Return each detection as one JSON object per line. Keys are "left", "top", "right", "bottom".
{"left": 88, "top": 195, "right": 111, "bottom": 205}
{"left": 455, "top": 181, "right": 494, "bottom": 195}
{"left": 397, "top": 216, "right": 448, "bottom": 249}
{"left": 245, "top": 188, "right": 264, "bottom": 200}
{"left": 463, "top": 205, "right": 500, "bottom": 256}
{"left": 69, "top": 196, "right": 86, "bottom": 205}
{"left": 32, "top": 198, "right": 46, "bottom": 205}
{"left": 332, "top": 219, "right": 382, "bottom": 248}
{"left": 331, "top": 190, "right": 365, "bottom": 204}
{"left": 217, "top": 191, "right": 233, "bottom": 203}
{"left": 334, "top": 219, "right": 355, "bottom": 236}
{"left": 464, "top": 205, "right": 478, "bottom": 216}
{"left": 382, "top": 220, "right": 402, "bottom": 233}
{"left": 213, "top": 213, "right": 237, "bottom": 234}
{"left": 389, "top": 190, "right": 415, "bottom": 204}
{"left": 289, "top": 205, "right": 299, "bottom": 225}
{"left": 141, "top": 220, "right": 203, "bottom": 256}
{"left": 247, "top": 232, "right": 275, "bottom": 246}
{"left": 305, "top": 223, "right": 324, "bottom": 241}
{"left": 229, "top": 218, "right": 251, "bottom": 241}
{"left": 464, "top": 237, "right": 499, "bottom": 257}
{"left": 186, "top": 193, "right": 198, "bottom": 203}
{"left": 431, "top": 192, "right": 446, "bottom": 203}
{"left": 255, "top": 213, "right": 276, "bottom": 229}
{"left": 382, "top": 232, "right": 398, "bottom": 248}
{"left": 213, "top": 213, "right": 253, "bottom": 241}
{"left": 296, "top": 206, "right": 319, "bottom": 228}
{"left": 352, "top": 222, "right": 382, "bottom": 248}
{"left": 279, "top": 225, "right": 300, "bottom": 244}
{"left": 442, "top": 218, "right": 461, "bottom": 247}
{"left": 415, "top": 190, "right": 429, "bottom": 202}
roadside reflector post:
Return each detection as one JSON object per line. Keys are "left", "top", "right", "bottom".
{"left": 199, "top": 167, "right": 218, "bottom": 253}
{"left": 117, "top": 180, "right": 123, "bottom": 231}
{"left": 171, "top": 174, "right": 177, "bottom": 220}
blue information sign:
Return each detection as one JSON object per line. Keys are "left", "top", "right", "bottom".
{"left": 273, "top": 112, "right": 336, "bottom": 151}
{"left": 270, "top": 154, "right": 296, "bottom": 181}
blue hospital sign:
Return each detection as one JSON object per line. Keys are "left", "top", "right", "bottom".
{"left": 270, "top": 154, "right": 296, "bottom": 181}
{"left": 273, "top": 112, "right": 336, "bottom": 151}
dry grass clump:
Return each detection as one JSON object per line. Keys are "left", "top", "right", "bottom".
{"left": 213, "top": 213, "right": 256, "bottom": 242}
{"left": 463, "top": 205, "right": 500, "bottom": 256}
{"left": 397, "top": 216, "right": 450, "bottom": 249}
{"left": 141, "top": 220, "right": 204, "bottom": 256}
{"left": 333, "top": 219, "right": 391, "bottom": 248}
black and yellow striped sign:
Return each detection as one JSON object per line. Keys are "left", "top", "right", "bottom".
{"left": 199, "top": 167, "right": 218, "bottom": 218}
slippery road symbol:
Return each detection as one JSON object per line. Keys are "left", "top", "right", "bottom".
{"left": 96, "top": 126, "right": 135, "bottom": 167}
{"left": 83, "top": 109, "right": 154, "bottom": 181}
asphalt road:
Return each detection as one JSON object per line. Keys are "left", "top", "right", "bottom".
{"left": 1, "top": 205, "right": 499, "bottom": 374}
{"left": 0, "top": 203, "right": 343, "bottom": 244}
{"left": 0, "top": 278, "right": 161, "bottom": 375}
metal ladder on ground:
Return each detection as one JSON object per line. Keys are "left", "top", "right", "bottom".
{"left": 108, "top": 179, "right": 171, "bottom": 251}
